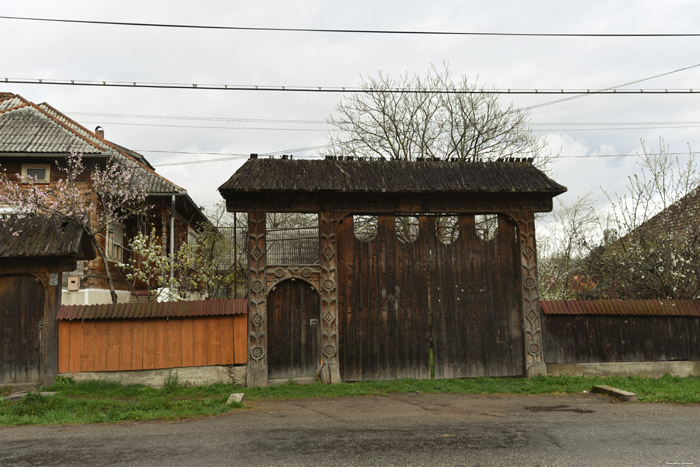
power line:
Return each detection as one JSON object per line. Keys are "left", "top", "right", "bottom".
{"left": 68, "top": 111, "right": 328, "bottom": 124}
{"left": 80, "top": 121, "right": 328, "bottom": 131}
{"left": 2, "top": 15, "right": 700, "bottom": 38}
{"left": 5, "top": 77, "right": 700, "bottom": 94}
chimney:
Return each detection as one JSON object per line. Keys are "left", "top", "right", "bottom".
{"left": 95, "top": 126, "right": 104, "bottom": 139}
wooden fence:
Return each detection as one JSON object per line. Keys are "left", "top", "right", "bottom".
{"left": 542, "top": 300, "right": 700, "bottom": 364}
{"left": 58, "top": 315, "right": 247, "bottom": 373}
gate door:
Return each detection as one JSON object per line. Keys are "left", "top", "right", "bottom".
{"left": 267, "top": 279, "right": 321, "bottom": 380}
{"left": 0, "top": 274, "right": 45, "bottom": 384}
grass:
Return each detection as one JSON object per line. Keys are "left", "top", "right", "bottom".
{"left": 1, "top": 374, "right": 698, "bottom": 426}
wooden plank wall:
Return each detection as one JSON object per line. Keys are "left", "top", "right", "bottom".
{"left": 430, "top": 215, "right": 524, "bottom": 379}
{"left": 543, "top": 314, "right": 700, "bottom": 363}
{"left": 338, "top": 216, "right": 431, "bottom": 381}
{"left": 58, "top": 315, "right": 247, "bottom": 373}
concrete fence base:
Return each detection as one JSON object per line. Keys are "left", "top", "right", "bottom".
{"left": 547, "top": 361, "right": 700, "bottom": 378}
{"left": 62, "top": 365, "right": 247, "bottom": 388}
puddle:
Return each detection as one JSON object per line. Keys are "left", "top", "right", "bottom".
{"left": 525, "top": 404, "right": 594, "bottom": 414}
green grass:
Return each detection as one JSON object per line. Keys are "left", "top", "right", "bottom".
{"left": 1, "top": 375, "right": 698, "bottom": 426}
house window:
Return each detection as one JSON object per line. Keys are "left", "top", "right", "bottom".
{"left": 21, "top": 164, "right": 51, "bottom": 184}
{"left": 106, "top": 223, "right": 125, "bottom": 262}
{"left": 187, "top": 227, "right": 198, "bottom": 245}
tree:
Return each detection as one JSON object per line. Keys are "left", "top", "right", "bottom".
{"left": 537, "top": 195, "right": 600, "bottom": 299}
{"left": 0, "top": 153, "right": 149, "bottom": 303}
{"left": 325, "top": 64, "right": 553, "bottom": 169}
{"left": 585, "top": 140, "right": 700, "bottom": 299}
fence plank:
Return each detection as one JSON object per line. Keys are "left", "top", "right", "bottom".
{"left": 118, "top": 321, "right": 134, "bottom": 371}
{"left": 93, "top": 321, "right": 109, "bottom": 372}
{"left": 221, "top": 317, "right": 234, "bottom": 365}
{"left": 233, "top": 314, "right": 247, "bottom": 364}
{"left": 206, "top": 317, "right": 221, "bottom": 365}
{"left": 68, "top": 321, "right": 82, "bottom": 373}
{"left": 181, "top": 318, "right": 194, "bottom": 367}
{"left": 193, "top": 318, "right": 208, "bottom": 366}
{"left": 167, "top": 319, "right": 183, "bottom": 368}
{"left": 105, "top": 322, "right": 121, "bottom": 371}
{"left": 80, "top": 320, "right": 96, "bottom": 372}
{"left": 142, "top": 320, "right": 156, "bottom": 370}
{"left": 57, "top": 321, "right": 71, "bottom": 373}
{"left": 154, "top": 319, "right": 168, "bottom": 369}
{"left": 132, "top": 320, "right": 144, "bottom": 371}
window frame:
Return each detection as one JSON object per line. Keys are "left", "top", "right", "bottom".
{"left": 21, "top": 163, "right": 51, "bottom": 184}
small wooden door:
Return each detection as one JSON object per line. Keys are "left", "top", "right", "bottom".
{"left": 0, "top": 274, "right": 45, "bottom": 384}
{"left": 267, "top": 280, "right": 321, "bottom": 380}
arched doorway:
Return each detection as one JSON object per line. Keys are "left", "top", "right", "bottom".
{"left": 267, "top": 279, "right": 321, "bottom": 381}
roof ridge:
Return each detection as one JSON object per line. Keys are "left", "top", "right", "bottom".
{"left": 37, "top": 101, "right": 183, "bottom": 192}
{"left": 31, "top": 101, "right": 109, "bottom": 153}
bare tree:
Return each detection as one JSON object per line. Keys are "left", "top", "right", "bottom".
{"left": 325, "top": 64, "right": 553, "bottom": 169}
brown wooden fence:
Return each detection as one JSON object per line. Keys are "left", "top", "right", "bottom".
{"left": 542, "top": 300, "right": 700, "bottom": 364}
{"left": 57, "top": 299, "right": 247, "bottom": 374}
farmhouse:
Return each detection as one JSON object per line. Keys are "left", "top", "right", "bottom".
{"left": 0, "top": 93, "right": 208, "bottom": 305}
{"left": 219, "top": 155, "right": 566, "bottom": 386}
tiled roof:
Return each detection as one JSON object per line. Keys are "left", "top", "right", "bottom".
{"left": 57, "top": 298, "right": 248, "bottom": 320}
{"left": 0, "top": 93, "right": 183, "bottom": 195}
{"left": 541, "top": 299, "right": 700, "bottom": 317}
{"left": 0, "top": 215, "right": 95, "bottom": 260}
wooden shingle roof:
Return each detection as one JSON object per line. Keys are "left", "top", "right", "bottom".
{"left": 0, "top": 215, "right": 95, "bottom": 260}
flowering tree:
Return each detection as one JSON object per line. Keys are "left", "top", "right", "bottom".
{"left": 0, "top": 152, "right": 149, "bottom": 303}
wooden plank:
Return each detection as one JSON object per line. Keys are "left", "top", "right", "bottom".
{"left": 221, "top": 316, "right": 235, "bottom": 365}
{"left": 132, "top": 320, "right": 144, "bottom": 370}
{"left": 181, "top": 318, "right": 194, "bottom": 367}
{"left": 233, "top": 314, "right": 247, "bottom": 364}
{"left": 206, "top": 316, "right": 222, "bottom": 365}
{"left": 142, "top": 320, "right": 156, "bottom": 370}
{"left": 80, "top": 320, "right": 96, "bottom": 372}
{"left": 57, "top": 321, "right": 71, "bottom": 373}
{"left": 167, "top": 318, "right": 183, "bottom": 368}
{"left": 92, "top": 321, "right": 109, "bottom": 372}
{"left": 118, "top": 321, "right": 134, "bottom": 371}
{"left": 105, "top": 321, "right": 121, "bottom": 371}
{"left": 154, "top": 319, "right": 169, "bottom": 369}
{"left": 193, "top": 318, "right": 208, "bottom": 366}
{"left": 68, "top": 321, "right": 83, "bottom": 373}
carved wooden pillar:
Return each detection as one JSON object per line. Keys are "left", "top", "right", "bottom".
{"left": 318, "top": 211, "right": 342, "bottom": 383}
{"left": 247, "top": 210, "right": 268, "bottom": 387}
{"left": 508, "top": 210, "right": 547, "bottom": 376}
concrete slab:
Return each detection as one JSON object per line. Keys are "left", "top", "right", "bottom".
{"left": 592, "top": 385, "right": 638, "bottom": 402}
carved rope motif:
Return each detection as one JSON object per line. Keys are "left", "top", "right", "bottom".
{"left": 247, "top": 211, "right": 267, "bottom": 368}
{"left": 507, "top": 211, "right": 547, "bottom": 376}
{"left": 265, "top": 265, "right": 321, "bottom": 294}
{"left": 319, "top": 212, "right": 340, "bottom": 363}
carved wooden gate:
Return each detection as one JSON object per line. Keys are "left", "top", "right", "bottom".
{"left": 337, "top": 214, "right": 523, "bottom": 381}
{"left": 0, "top": 273, "right": 45, "bottom": 384}
{"left": 267, "top": 279, "right": 321, "bottom": 380}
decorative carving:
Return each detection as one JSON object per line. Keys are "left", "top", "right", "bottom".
{"left": 265, "top": 265, "right": 321, "bottom": 293}
{"left": 247, "top": 211, "right": 268, "bottom": 386}
{"left": 318, "top": 211, "right": 342, "bottom": 383}
{"left": 507, "top": 211, "right": 547, "bottom": 377}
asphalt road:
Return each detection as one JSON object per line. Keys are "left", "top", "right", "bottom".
{"left": 1, "top": 392, "right": 699, "bottom": 466}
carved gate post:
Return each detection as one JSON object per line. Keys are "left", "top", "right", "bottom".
{"left": 319, "top": 211, "right": 342, "bottom": 383}
{"left": 247, "top": 211, "right": 268, "bottom": 387}
{"left": 509, "top": 211, "right": 547, "bottom": 377}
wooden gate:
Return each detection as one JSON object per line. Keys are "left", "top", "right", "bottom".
{"left": 267, "top": 279, "right": 321, "bottom": 380}
{"left": 0, "top": 273, "right": 45, "bottom": 384}
{"left": 337, "top": 214, "right": 523, "bottom": 381}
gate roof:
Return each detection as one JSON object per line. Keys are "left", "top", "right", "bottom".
{"left": 219, "top": 156, "right": 566, "bottom": 213}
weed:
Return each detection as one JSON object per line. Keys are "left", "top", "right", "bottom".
{"left": 161, "top": 370, "right": 180, "bottom": 393}
{"left": 51, "top": 376, "right": 75, "bottom": 390}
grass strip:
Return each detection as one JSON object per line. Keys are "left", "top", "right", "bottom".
{"left": 1, "top": 374, "right": 698, "bottom": 426}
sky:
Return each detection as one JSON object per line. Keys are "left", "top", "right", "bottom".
{"left": 2, "top": 0, "right": 700, "bottom": 220}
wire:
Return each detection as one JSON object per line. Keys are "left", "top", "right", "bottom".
{"left": 80, "top": 121, "right": 328, "bottom": 131}
{"left": 3, "top": 15, "right": 700, "bottom": 37}
{"left": 5, "top": 77, "right": 700, "bottom": 94}
{"left": 68, "top": 111, "right": 328, "bottom": 124}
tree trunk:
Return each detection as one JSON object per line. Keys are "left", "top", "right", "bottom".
{"left": 89, "top": 234, "right": 119, "bottom": 304}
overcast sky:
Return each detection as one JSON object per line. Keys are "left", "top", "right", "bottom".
{"left": 2, "top": 0, "right": 700, "bottom": 218}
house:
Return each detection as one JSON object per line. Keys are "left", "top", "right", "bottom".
{"left": 0, "top": 92, "right": 209, "bottom": 305}
{"left": 219, "top": 155, "right": 566, "bottom": 386}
